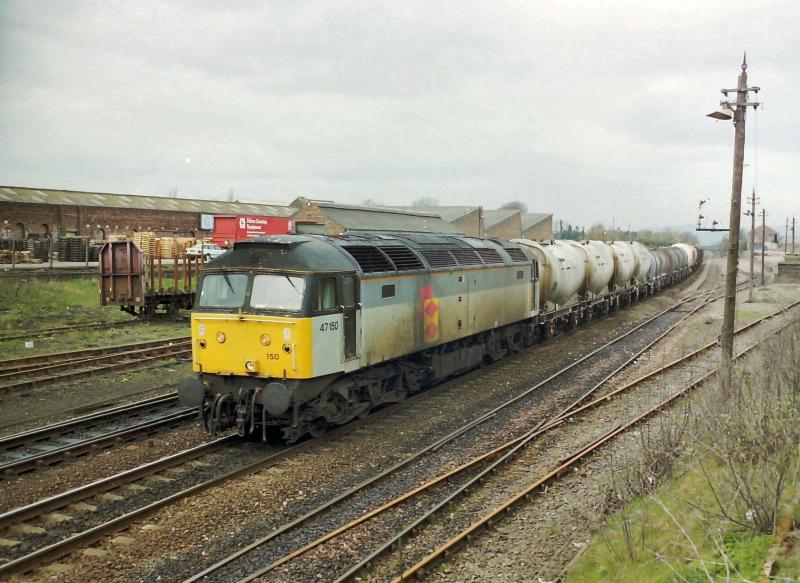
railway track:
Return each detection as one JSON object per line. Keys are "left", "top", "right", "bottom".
{"left": 0, "top": 337, "right": 191, "bottom": 395}
{"left": 170, "top": 275, "right": 744, "bottom": 581}
{"left": 241, "top": 299, "right": 797, "bottom": 583}
{"left": 0, "top": 267, "right": 732, "bottom": 578}
{"left": 181, "top": 282, "right": 788, "bottom": 583}
{"left": 0, "top": 386, "right": 433, "bottom": 578}
{"left": 0, "top": 393, "right": 192, "bottom": 478}
{"left": 379, "top": 307, "right": 800, "bottom": 583}
{"left": 0, "top": 320, "right": 139, "bottom": 343}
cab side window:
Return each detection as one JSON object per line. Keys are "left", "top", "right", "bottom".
{"left": 317, "top": 277, "right": 337, "bottom": 311}
{"left": 342, "top": 275, "right": 355, "bottom": 306}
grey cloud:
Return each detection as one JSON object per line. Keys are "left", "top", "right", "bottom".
{"left": 1, "top": 0, "right": 799, "bottom": 230}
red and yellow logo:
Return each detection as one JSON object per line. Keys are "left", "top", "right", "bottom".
{"left": 420, "top": 285, "right": 440, "bottom": 343}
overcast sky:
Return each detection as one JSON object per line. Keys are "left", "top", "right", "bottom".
{"left": 1, "top": 1, "right": 798, "bottom": 230}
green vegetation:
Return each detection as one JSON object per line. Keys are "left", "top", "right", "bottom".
{"left": 575, "top": 223, "right": 700, "bottom": 246}
{"left": 0, "top": 277, "right": 130, "bottom": 330}
{"left": 568, "top": 465, "right": 777, "bottom": 582}
{"left": 567, "top": 323, "right": 800, "bottom": 583}
{"left": 0, "top": 277, "right": 188, "bottom": 358}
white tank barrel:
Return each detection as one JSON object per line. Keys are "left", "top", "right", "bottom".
{"left": 567, "top": 240, "right": 614, "bottom": 295}
{"left": 672, "top": 243, "right": 697, "bottom": 268}
{"left": 631, "top": 241, "right": 653, "bottom": 283}
{"left": 610, "top": 241, "right": 636, "bottom": 288}
{"left": 513, "top": 239, "right": 585, "bottom": 307}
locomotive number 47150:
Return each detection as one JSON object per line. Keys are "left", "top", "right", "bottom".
{"left": 319, "top": 321, "right": 339, "bottom": 332}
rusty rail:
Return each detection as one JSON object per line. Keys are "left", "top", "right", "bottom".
{"left": 0, "top": 320, "right": 139, "bottom": 343}
{"left": 381, "top": 307, "right": 800, "bottom": 582}
{"left": 233, "top": 290, "right": 793, "bottom": 583}
{"left": 0, "top": 386, "right": 445, "bottom": 579}
{"left": 188, "top": 274, "right": 743, "bottom": 581}
{"left": 0, "top": 340, "right": 191, "bottom": 396}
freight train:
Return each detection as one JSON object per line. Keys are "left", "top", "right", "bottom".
{"left": 178, "top": 232, "right": 701, "bottom": 442}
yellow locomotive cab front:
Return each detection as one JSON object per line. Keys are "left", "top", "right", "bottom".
{"left": 192, "top": 313, "right": 313, "bottom": 379}
{"left": 190, "top": 271, "right": 315, "bottom": 379}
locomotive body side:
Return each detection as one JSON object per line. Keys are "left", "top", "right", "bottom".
{"left": 180, "top": 231, "right": 702, "bottom": 442}
{"left": 181, "top": 233, "right": 535, "bottom": 441}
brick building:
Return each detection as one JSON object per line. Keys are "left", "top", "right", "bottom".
{"left": 0, "top": 186, "right": 294, "bottom": 240}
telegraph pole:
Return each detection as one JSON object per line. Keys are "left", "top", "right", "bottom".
{"left": 786, "top": 218, "right": 790, "bottom": 254}
{"left": 760, "top": 208, "right": 766, "bottom": 286}
{"left": 708, "top": 54, "right": 760, "bottom": 388}
{"left": 745, "top": 190, "right": 757, "bottom": 301}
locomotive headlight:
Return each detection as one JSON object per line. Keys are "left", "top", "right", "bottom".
{"left": 260, "top": 333, "right": 271, "bottom": 346}
{"left": 216, "top": 331, "right": 226, "bottom": 344}
{"left": 245, "top": 360, "right": 257, "bottom": 372}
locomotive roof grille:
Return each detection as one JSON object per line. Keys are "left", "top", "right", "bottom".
{"left": 450, "top": 248, "right": 483, "bottom": 266}
{"left": 341, "top": 245, "right": 394, "bottom": 273}
{"left": 420, "top": 249, "right": 458, "bottom": 268}
{"left": 380, "top": 246, "right": 425, "bottom": 271}
{"left": 475, "top": 248, "right": 505, "bottom": 264}
{"left": 504, "top": 248, "right": 529, "bottom": 262}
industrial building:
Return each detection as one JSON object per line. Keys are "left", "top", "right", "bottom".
{"left": 1, "top": 186, "right": 553, "bottom": 243}
{"left": 0, "top": 186, "right": 294, "bottom": 240}
{"left": 521, "top": 213, "right": 553, "bottom": 241}
{"left": 483, "top": 209, "right": 523, "bottom": 239}
{"left": 290, "top": 199, "right": 460, "bottom": 235}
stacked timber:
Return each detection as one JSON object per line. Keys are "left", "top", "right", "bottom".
{"left": 175, "top": 237, "right": 195, "bottom": 255}
{"left": 156, "top": 237, "right": 177, "bottom": 258}
{"left": 133, "top": 232, "right": 155, "bottom": 256}
{"left": 0, "top": 250, "right": 40, "bottom": 263}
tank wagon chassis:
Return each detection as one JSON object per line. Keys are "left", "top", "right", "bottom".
{"left": 180, "top": 233, "right": 700, "bottom": 443}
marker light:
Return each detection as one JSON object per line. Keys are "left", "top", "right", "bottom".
{"left": 260, "top": 334, "right": 271, "bottom": 346}
{"left": 216, "top": 331, "right": 226, "bottom": 343}
{"left": 245, "top": 360, "right": 256, "bottom": 372}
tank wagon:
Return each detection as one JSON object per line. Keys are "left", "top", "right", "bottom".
{"left": 179, "top": 232, "right": 701, "bottom": 442}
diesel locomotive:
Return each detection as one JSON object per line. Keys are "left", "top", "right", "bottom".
{"left": 178, "top": 232, "right": 701, "bottom": 442}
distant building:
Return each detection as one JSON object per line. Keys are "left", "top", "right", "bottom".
{"left": 0, "top": 185, "right": 294, "bottom": 240}
{"left": 290, "top": 198, "right": 461, "bottom": 235}
{"left": 752, "top": 225, "right": 780, "bottom": 250}
{"left": 521, "top": 213, "right": 553, "bottom": 241}
{"left": 483, "top": 209, "right": 522, "bottom": 239}
{"left": 389, "top": 205, "right": 483, "bottom": 237}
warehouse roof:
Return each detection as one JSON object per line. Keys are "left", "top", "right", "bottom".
{"left": 522, "top": 213, "right": 552, "bottom": 230}
{"left": 483, "top": 208, "right": 520, "bottom": 228}
{"left": 389, "top": 205, "right": 482, "bottom": 222}
{"left": 0, "top": 186, "right": 296, "bottom": 217}
{"left": 298, "top": 200, "right": 462, "bottom": 234}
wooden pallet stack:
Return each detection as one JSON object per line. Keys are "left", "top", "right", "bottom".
{"left": 133, "top": 232, "right": 155, "bottom": 256}
{"left": 0, "top": 250, "right": 40, "bottom": 263}
{"left": 175, "top": 237, "right": 195, "bottom": 255}
{"left": 155, "top": 237, "right": 177, "bottom": 259}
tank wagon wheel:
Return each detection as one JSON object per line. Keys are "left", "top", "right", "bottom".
{"left": 308, "top": 420, "right": 330, "bottom": 439}
{"left": 541, "top": 319, "right": 556, "bottom": 339}
{"left": 264, "top": 425, "right": 284, "bottom": 444}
